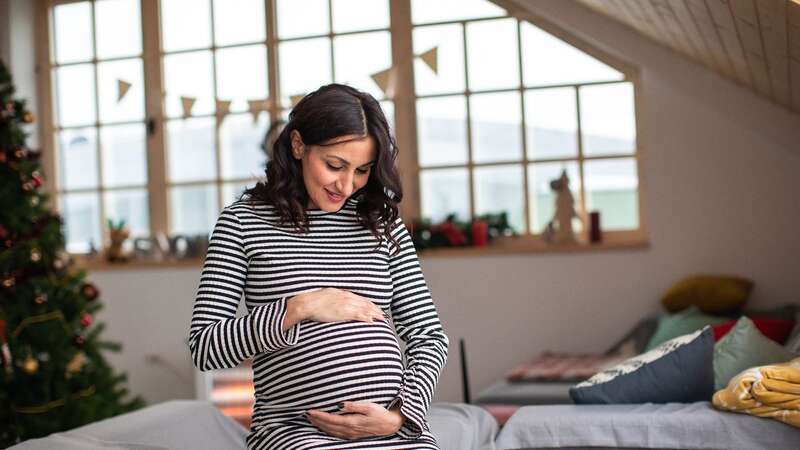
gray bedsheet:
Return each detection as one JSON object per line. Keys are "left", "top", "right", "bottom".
{"left": 495, "top": 402, "right": 800, "bottom": 450}
{"left": 10, "top": 400, "right": 498, "bottom": 450}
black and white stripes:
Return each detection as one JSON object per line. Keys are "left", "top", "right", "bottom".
{"left": 187, "top": 197, "right": 448, "bottom": 449}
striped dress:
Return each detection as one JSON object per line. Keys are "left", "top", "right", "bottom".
{"left": 188, "top": 196, "right": 449, "bottom": 449}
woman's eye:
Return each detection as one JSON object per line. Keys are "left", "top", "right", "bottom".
{"left": 327, "top": 164, "right": 342, "bottom": 171}
{"left": 357, "top": 168, "right": 369, "bottom": 174}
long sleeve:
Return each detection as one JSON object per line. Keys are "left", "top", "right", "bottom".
{"left": 385, "top": 217, "right": 449, "bottom": 438}
{"left": 187, "top": 207, "right": 302, "bottom": 371}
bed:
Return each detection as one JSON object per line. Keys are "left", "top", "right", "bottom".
{"left": 493, "top": 402, "right": 800, "bottom": 450}
{"left": 8, "top": 400, "right": 499, "bottom": 450}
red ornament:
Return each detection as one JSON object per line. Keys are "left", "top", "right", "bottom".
{"left": 81, "top": 283, "right": 99, "bottom": 301}
{"left": 0, "top": 225, "right": 7, "bottom": 239}
{"left": 80, "top": 313, "right": 92, "bottom": 327}
{"left": 32, "top": 175, "right": 42, "bottom": 188}
{"left": 0, "top": 152, "right": 6, "bottom": 163}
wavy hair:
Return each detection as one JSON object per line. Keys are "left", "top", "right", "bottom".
{"left": 241, "top": 83, "right": 403, "bottom": 253}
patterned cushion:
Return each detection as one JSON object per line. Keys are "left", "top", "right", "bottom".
{"left": 569, "top": 327, "right": 715, "bottom": 404}
{"left": 506, "top": 352, "right": 632, "bottom": 383}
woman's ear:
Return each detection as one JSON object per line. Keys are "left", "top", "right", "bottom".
{"left": 290, "top": 130, "right": 305, "bottom": 159}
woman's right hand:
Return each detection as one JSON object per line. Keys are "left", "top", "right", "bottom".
{"left": 301, "top": 288, "right": 386, "bottom": 324}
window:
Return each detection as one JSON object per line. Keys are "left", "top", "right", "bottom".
{"left": 411, "top": 0, "right": 643, "bottom": 242}
{"left": 40, "top": 0, "right": 644, "bottom": 258}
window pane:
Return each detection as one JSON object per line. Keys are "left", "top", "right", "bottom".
{"left": 54, "top": 2, "right": 93, "bottom": 64}
{"left": 411, "top": 0, "right": 505, "bottom": 25}
{"left": 584, "top": 158, "right": 639, "bottom": 230}
{"left": 466, "top": 18, "right": 519, "bottom": 91}
{"left": 470, "top": 91, "right": 522, "bottom": 164}
{"left": 276, "top": 0, "right": 329, "bottom": 39}
{"left": 474, "top": 165, "right": 524, "bottom": 233}
{"left": 160, "top": 0, "right": 211, "bottom": 52}
{"left": 416, "top": 96, "right": 467, "bottom": 167}
{"left": 95, "top": 0, "right": 142, "bottom": 59}
{"left": 55, "top": 64, "right": 96, "bottom": 127}
{"left": 97, "top": 58, "right": 145, "bottom": 123}
{"left": 100, "top": 124, "right": 147, "bottom": 187}
{"left": 216, "top": 45, "right": 269, "bottom": 113}
{"left": 279, "top": 38, "right": 332, "bottom": 105}
{"left": 213, "top": 0, "right": 266, "bottom": 46}
{"left": 63, "top": 192, "right": 101, "bottom": 254}
{"left": 580, "top": 83, "right": 636, "bottom": 157}
{"left": 164, "top": 51, "right": 214, "bottom": 118}
{"left": 104, "top": 189, "right": 149, "bottom": 237}
{"left": 333, "top": 31, "right": 391, "bottom": 100}
{"left": 167, "top": 117, "right": 216, "bottom": 182}
{"left": 413, "top": 24, "right": 465, "bottom": 96}
{"left": 420, "top": 168, "right": 469, "bottom": 223}
{"left": 525, "top": 88, "right": 577, "bottom": 160}
{"left": 220, "top": 113, "right": 269, "bottom": 179}
{"left": 527, "top": 161, "right": 582, "bottom": 234}
{"left": 332, "top": 0, "right": 389, "bottom": 33}
{"left": 222, "top": 181, "right": 252, "bottom": 206}
{"left": 170, "top": 184, "right": 219, "bottom": 236}
{"left": 521, "top": 22, "right": 623, "bottom": 87}
{"left": 379, "top": 100, "right": 394, "bottom": 136}
{"left": 58, "top": 128, "right": 98, "bottom": 190}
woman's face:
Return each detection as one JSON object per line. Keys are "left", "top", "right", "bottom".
{"left": 290, "top": 129, "right": 377, "bottom": 211}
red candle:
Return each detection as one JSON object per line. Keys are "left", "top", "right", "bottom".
{"left": 472, "top": 220, "right": 488, "bottom": 246}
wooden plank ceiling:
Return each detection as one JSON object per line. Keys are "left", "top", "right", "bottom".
{"left": 508, "top": 0, "right": 800, "bottom": 115}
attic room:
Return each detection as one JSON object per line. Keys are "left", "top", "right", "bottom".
{"left": 1, "top": 0, "right": 799, "bottom": 449}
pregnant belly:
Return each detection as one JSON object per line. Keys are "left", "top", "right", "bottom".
{"left": 252, "top": 318, "right": 404, "bottom": 416}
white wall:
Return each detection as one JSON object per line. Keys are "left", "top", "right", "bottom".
{"left": 9, "top": 0, "right": 800, "bottom": 406}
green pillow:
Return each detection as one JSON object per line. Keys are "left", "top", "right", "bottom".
{"left": 645, "top": 306, "right": 728, "bottom": 351}
{"left": 713, "top": 316, "right": 795, "bottom": 390}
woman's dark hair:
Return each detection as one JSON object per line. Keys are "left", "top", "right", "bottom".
{"left": 241, "top": 83, "right": 403, "bottom": 253}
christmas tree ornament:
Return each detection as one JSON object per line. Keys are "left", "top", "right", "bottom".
{"left": 21, "top": 181, "right": 34, "bottom": 191}
{"left": 74, "top": 334, "right": 86, "bottom": 347}
{"left": 29, "top": 195, "right": 39, "bottom": 206}
{"left": 14, "top": 147, "right": 26, "bottom": 159}
{"left": 80, "top": 313, "right": 93, "bottom": 327}
{"left": 30, "top": 247, "right": 42, "bottom": 262}
{"left": 81, "top": 283, "right": 99, "bottom": 301}
{"left": 66, "top": 351, "right": 88, "bottom": 376}
{"left": 2, "top": 276, "right": 15, "bottom": 288}
{"left": 5, "top": 100, "right": 13, "bottom": 111}
{"left": 0, "top": 151, "right": 6, "bottom": 163}
{"left": 21, "top": 355, "right": 39, "bottom": 374}
{"left": 31, "top": 171, "right": 42, "bottom": 187}
{"left": 0, "top": 224, "right": 8, "bottom": 239}
{"left": 22, "top": 111, "right": 34, "bottom": 123}
{"left": 33, "top": 293, "right": 48, "bottom": 305}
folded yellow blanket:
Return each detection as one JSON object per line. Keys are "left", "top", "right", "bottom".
{"left": 712, "top": 357, "right": 800, "bottom": 428}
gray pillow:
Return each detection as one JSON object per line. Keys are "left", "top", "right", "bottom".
{"left": 786, "top": 312, "right": 800, "bottom": 355}
{"left": 570, "top": 327, "right": 714, "bottom": 404}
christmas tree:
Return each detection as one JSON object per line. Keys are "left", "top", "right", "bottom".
{"left": 0, "top": 59, "right": 146, "bottom": 447}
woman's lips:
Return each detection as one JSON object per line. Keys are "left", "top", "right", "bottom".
{"left": 325, "top": 189, "right": 343, "bottom": 202}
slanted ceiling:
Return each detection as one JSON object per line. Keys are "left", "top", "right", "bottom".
{"left": 495, "top": 0, "right": 800, "bottom": 115}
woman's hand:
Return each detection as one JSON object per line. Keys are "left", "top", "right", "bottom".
{"left": 305, "top": 401, "right": 405, "bottom": 439}
{"left": 301, "top": 288, "right": 386, "bottom": 324}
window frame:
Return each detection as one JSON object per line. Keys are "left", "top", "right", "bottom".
{"left": 34, "top": 0, "right": 648, "bottom": 266}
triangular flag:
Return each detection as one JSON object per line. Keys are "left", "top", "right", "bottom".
{"left": 289, "top": 94, "right": 305, "bottom": 108}
{"left": 117, "top": 79, "right": 132, "bottom": 102}
{"left": 215, "top": 99, "right": 231, "bottom": 124}
{"left": 417, "top": 46, "right": 438, "bottom": 74}
{"left": 370, "top": 66, "right": 397, "bottom": 98}
{"left": 180, "top": 96, "right": 196, "bottom": 119}
{"left": 248, "top": 98, "right": 270, "bottom": 123}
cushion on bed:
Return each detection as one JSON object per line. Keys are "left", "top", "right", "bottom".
{"left": 713, "top": 316, "right": 796, "bottom": 390}
{"left": 645, "top": 305, "right": 728, "bottom": 351}
{"left": 787, "top": 320, "right": 800, "bottom": 354}
{"left": 505, "top": 351, "right": 631, "bottom": 383}
{"left": 660, "top": 274, "right": 754, "bottom": 314}
{"left": 569, "top": 327, "right": 714, "bottom": 404}
{"left": 494, "top": 402, "right": 800, "bottom": 450}
{"left": 712, "top": 317, "right": 796, "bottom": 344}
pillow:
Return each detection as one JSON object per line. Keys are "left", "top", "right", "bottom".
{"left": 786, "top": 323, "right": 800, "bottom": 354}
{"left": 569, "top": 327, "right": 714, "bottom": 404}
{"left": 713, "top": 316, "right": 796, "bottom": 390}
{"left": 712, "top": 317, "right": 796, "bottom": 344}
{"left": 645, "top": 305, "right": 729, "bottom": 351}
{"left": 661, "top": 274, "right": 754, "bottom": 314}
{"left": 505, "top": 351, "right": 631, "bottom": 383}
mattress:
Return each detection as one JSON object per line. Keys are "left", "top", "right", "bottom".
{"left": 494, "top": 402, "right": 800, "bottom": 450}
{"left": 9, "top": 400, "right": 498, "bottom": 450}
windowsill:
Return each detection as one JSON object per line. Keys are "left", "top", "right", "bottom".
{"left": 72, "top": 232, "right": 648, "bottom": 271}
{"left": 417, "top": 233, "right": 649, "bottom": 258}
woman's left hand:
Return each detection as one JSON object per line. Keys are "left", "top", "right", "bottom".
{"left": 305, "top": 401, "right": 405, "bottom": 439}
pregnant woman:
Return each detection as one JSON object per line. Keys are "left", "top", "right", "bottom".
{"left": 188, "top": 83, "right": 449, "bottom": 449}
